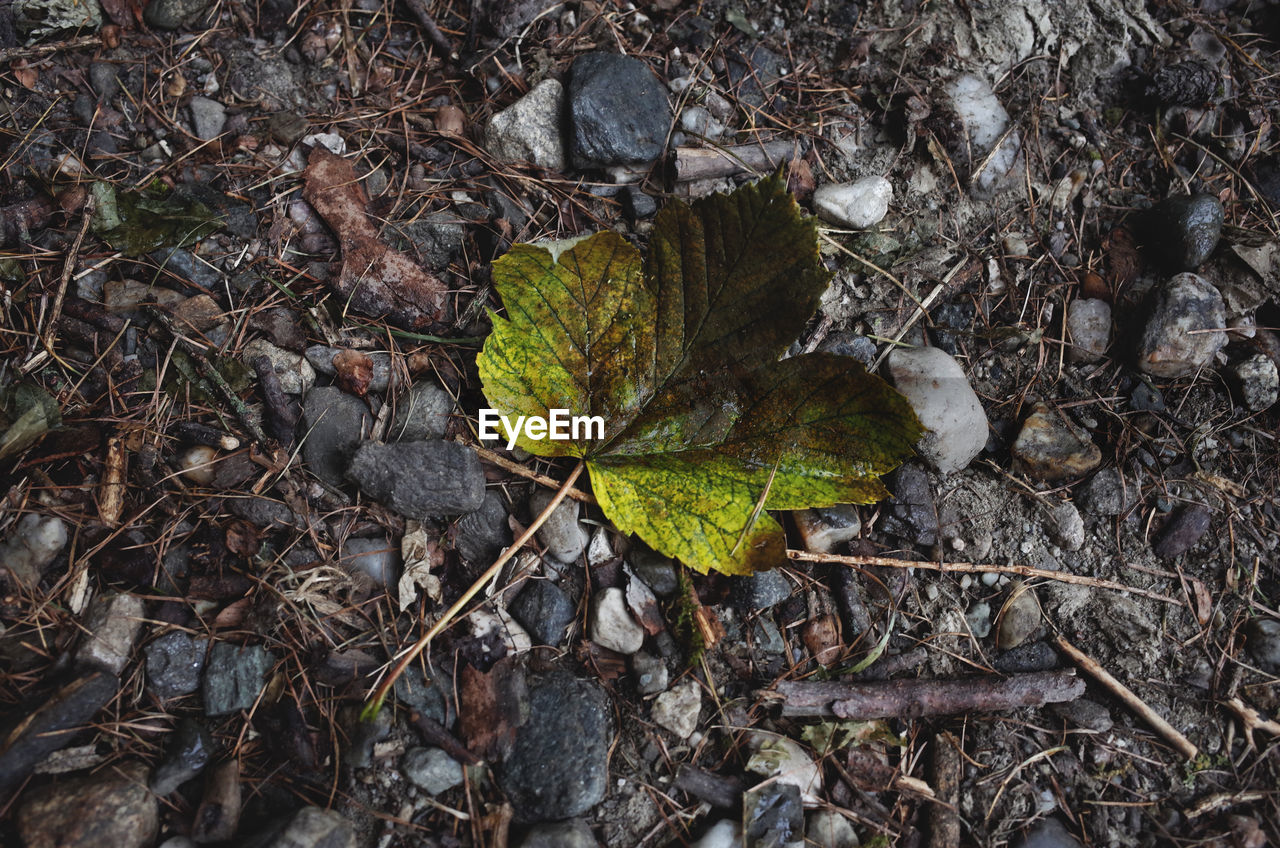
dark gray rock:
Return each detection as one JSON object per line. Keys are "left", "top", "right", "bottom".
{"left": 0, "top": 672, "right": 118, "bottom": 795}
{"left": 1077, "top": 468, "right": 1137, "bottom": 517}
{"left": 498, "top": 672, "right": 611, "bottom": 822}
{"left": 1153, "top": 504, "right": 1212, "bottom": 558}
{"left": 151, "top": 247, "right": 222, "bottom": 290}
{"left": 568, "top": 53, "right": 671, "bottom": 169}
{"left": 993, "top": 641, "right": 1059, "bottom": 673}
{"left": 16, "top": 761, "right": 157, "bottom": 848}
{"left": 269, "top": 111, "right": 309, "bottom": 145}
{"left": 89, "top": 62, "right": 120, "bottom": 100}
{"left": 229, "top": 496, "right": 315, "bottom": 532}
{"left": 1147, "top": 60, "right": 1217, "bottom": 108}
{"left": 202, "top": 643, "right": 276, "bottom": 716}
{"left": 266, "top": 806, "right": 355, "bottom": 848}
{"left": 390, "top": 213, "right": 467, "bottom": 273}
{"left": 340, "top": 537, "right": 399, "bottom": 588}
{"left": 520, "top": 820, "right": 599, "bottom": 848}
{"left": 1137, "top": 272, "right": 1227, "bottom": 378}
{"left": 346, "top": 441, "right": 485, "bottom": 518}
{"left": 143, "top": 0, "right": 211, "bottom": 29}
{"left": 1155, "top": 193, "right": 1223, "bottom": 270}
{"left": 886, "top": 462, "right": 938, "bottom": 546}
{"left": 622, "top": 186, "right": 657, "bottom": 221}
{"left": 743, "top": 782, "right": 803, "bottom": 848}
{"left": 390, "top": 382, "right": 453, "bottom": 442}
{"left": 631, "top": 551, "right": 678, "bottom": 597}
{"left": 510, "top": 580, "right": 576, "bottom": 646}
{"left": 1049, "top": 698, "right": 1113, "bottom": 732}
{"left": 150, "top": 719, "right": 214, "bottom": 795}
{"left": 393, "top": 665, "right": 449, "bottom": 726}
{"left": 455, "top": 491, "right": 512, "bottom": 563}
{"left": 1014, "top": 817, "right": 1084, "bottom": 848}
{"left": 402, "top": 746, "right": 464, "bottom": 795}
{"left": 732, "top": 569, "right": 791, "bottom": 611}
{"left": 301, "top": 387, "right": 369, "bottom": 487}
{"left": 171, "top": 183, "right": 258, "bottom": 240}
{"left": 189, "top": 96, "right": 227, "bottom": 140}
{"left": 1245, "top": 618, "right": 1280, "bottom": 672}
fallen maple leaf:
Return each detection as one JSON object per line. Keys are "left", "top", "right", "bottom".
{"left": 478, "top": 174, "right": 922, "bottom": 576}
{"left": 302, "top": 148, "right": 448, "bottom": 329}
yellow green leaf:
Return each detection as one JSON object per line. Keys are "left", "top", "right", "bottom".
{"left": 477, "top": 174, "right": 923, "bottom": 575}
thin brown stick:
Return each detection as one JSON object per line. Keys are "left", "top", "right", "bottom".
{"left": 1053, "top": 636, "right": 1199, "bottom": 760}
{"left": 1221, "top": 696, "right": 1280, "bottom": 752}
{"left": 673, "top": 140, "right": 800, "bottom": 181}
{"left": 362, "top": 459, "right": 586, "bottom": 719}
{"left": 788, "top": 549, "right": 1182, "bottom": 606}
{"left": 928, "top": 731, "right": 961, "bottom": 848}
{"left": 773, "top": 669, "right": 1084, "bottom": 719}
{"left": 470, "top": 443, "right": 596, "bottom": 504}
{"left": 41, "top": 194, "right": 96, "bottom": 354}
{"left": 0, "top": 35, "right": 101, "bottom": 64}
{"left": 403, "top": 0, "right": 458, "bottom": 60}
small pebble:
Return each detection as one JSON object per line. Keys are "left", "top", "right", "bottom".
{"left": 1049, "top": 698, "right": 1113, "bottom": 732}
{"left": 1011, "top": 403, "right": 1102, "bottom": 481}
{"left": 731, "top": 569, "right": 791, "bottom": 611}
{"left": 519, "top": 820, "right": 599, "bottom": 848}
{"left": 402, "top": 747, "right": 464, "bottom": 795}
{"left": 812, "top": 176, "right": 893, "bottom": 229}
{"left": 887, "top": 346, "right": 989, "bottom": 475}
{"left": 591, "top": 587, "right": 645, "bottom": 654}
{"left": 1137, "top": 272, "right": 1227, "bottom": 378}
{"left": 340, "top": 537, "right": 399, "bottom": 588}
{"left": 1065, "top": 298, "right": 1111, "bottom": 363}
{"left": 244, "top": 339, "right": 314, "bottom": 395}
{"left": 509, "top": 579, "right": 576, "bottom": 647}
{"left": 1245, "top": 618, "right": 1280, "bottom": 672}
{"left": 485, "top": 79, "right": 566, "bottom": 171}
{"left": 651, "top": 679, "right": 701, "bottom": 739}
{"left": 76, "top": 592, "right": 145, "bottom": 675}
{"left": 807, "top": 810, "right": 859, "bottom": 848}
{"left": 691, "top": 820, "right": 743, "bottom": 848}
{"left": 1046, "top": 501, "right": 1086, "bottom": 551}
{"left": 792, "top": 504, "right": 861, "bottom": 554}
{"left": 17, "top": 761, "right": 157, "bottom": 848}
{"left": 1076, "top": 468, "right": 1135, "bottom": 517}
{"left": 1152, "top": 503, "right": 1212, "bottom": 558}
{"left": 965, "top": 602, "right": 992, "bottom": 639}
{"left": 997, "top": 583, "right": 1041, "bottom": 649}
{"left": 179, "top": 445, "right": 218, "bottom": 485}
{"left": 150, "top": 719, "right": 213, "bottom": 796}
{"left": 1154, "top": 193, "right": 1223, "bottom": 270}
{"left": 632, "top": 651, "right": 669, "bottom": 695}
{"left": 145, "top": 631, "right": 209, "bottom": 699}
{"left": 0, "top": 513, "right": 69, "bottom": 589}
{"left": 1231, "top": 354, "right": 1279, "bottom": 412}
{"left": 531, "top": 488, "right": 588, "bottom": 563}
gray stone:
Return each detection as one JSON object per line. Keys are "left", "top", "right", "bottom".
{"left": 266, "top": 807, "right": 356, "bottom": 848}
{"left": 403, "top": 746, "right": 464, "bottom": 795}
{"left": 680, "top": 105, "right": 725, "bottom": 139}
{"left": 1245, "top": 618, "right": 1280, "bottom": 672}
{"left": 0, "top": 513, "right": 68, "bottom": 590}
{"left": 225, "top": 48, "right": 308, "bottom": 112}
{"left": 1011, "top": 403, "right": 1102, "bottom": 482}
{"left": 945, "top": 73, "right": 1021, "bottom": 191}
{"left": 245, "top": 339, "right": 314, "bottom": 395}
{"left": 1046, "top": 502, "right": 1085, "bottom": 551}
{"left": 305, "top": 345, "right": 397, "bottom": 393}
{"left": 887, "top": 346, "right": 989, "bottom": 475}
{"left": 202, "top": 643, "right": 276, "bottom": 716}
{"left": 192, "top": 760, "right": 240, "bottom": 842}
{"left": 813, "top": 176, "right": 893, "bottom": 229}
{"left": 1065, "top": 298, "right": 1111, "bottom": 363}
{"left": 1153, "top": 504, "right": 1212, "bottom": 559}
{"left": 651, "top": 679, "right": 700, "bottom": 739}
{"left": 965, "top": 602, "right": 992, "bottom": 639}
{"left": 806, "top": 810, "right": 858, "bottom": 848}
{"left": 389, "top": 384, "right": 453, "bottom": 444}
{"left": 89, "top": 63, "right": 120, "bottom": 100}
{"left": 189, "top": 97, "right": 226, "bottom": 141}
{"left": 0, "top": 672, "right": 118, "bottom": 796}
{"left": 394, "top": 665, "right": 449, "bottom": 725}
{"left": 632, "top": 651, "right": 668, "bottom": 695}
{"left": 993, "top": 641, "right": 1059, "bottom": 673}
{"left": 591, "top": 587, "right": 645, "bottom": 654}
{"left": 13, "top": 0, "right": 102, "bottom": 37}
{"left": 510, "top": 580, "right": 576, "bottom": 646}
{"left": 1076, "top": 468, "right": 1136, "bottom": 517}
{"left": 887, "top": 463, "right": 938, "bottom": 547}
{"left": 1156, "top": 193, "right": 1223, "bottom": 270}
{"left": 732, "top": 569, "right": 791, "bottom": 611}
{"left": 340, "top": 537, "right": 399, "bottom": 588}
{"left": 631, "top": 551, "right": 678, "bottom": 597}
{"left": 498, "top": 672, "right": 611, "bottom": 821}
{"left": 1049, "top": 698, "right": 1113, "bottom": 732}
{"left": 390, "top": 213, "right": 466, "bottom": 273}
{"left": 997, "top": 585, "right": 1042, "bottom": 650}
{"left": 143, "top": 0, "right": 211, "bottom": 29}
{"left": 150, "top": 719, "right": 213, "bottom": 795}
{"left": 568, "top": 53, "right": 671, "bottom": 169}
{"left": 455, "top": 491, "right": 512, "bottom": 563}
{"left": 77, "top": 592, "right": 145, "bottom": 675}
{"left": 1232, "top": 354, "right": 1279, "bottom": 411}
{"left": 486, "top": 79, "right": 566, "bottom": 171}
{"left": 1014, "top": 818, "right": 1084, "bottom": 848}
{"left": 301, "top": 387, "right": 369, "bottom": 487}
{"left": 520, "top": 820, "right": 599, "bottom": 848}
{"left": 1137, "top": 272, "right": 1227, "bottom": 378}
{"left": 151, "top": 246, "right": 223, "bottom": 290}
{"left": 346, "top": 441, "right": 486, "bottom": 517}
{"left": 743, "top": 782, "right": 803, "bottom": 848}
{"left": 531, "top": 489, "right": 587, "bottom": 563}
{"left": 16, "top": 761, "right": 157, "bottom": 848}
{"left": 691, "top": 820, "right": 742, "bottom": 848}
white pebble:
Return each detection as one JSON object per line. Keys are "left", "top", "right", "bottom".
{"left": 813, "top": 175, "right": 892, "bottom": 229}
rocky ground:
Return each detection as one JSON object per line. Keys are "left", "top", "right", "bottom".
{"left": 1, "top": 0, "right": 1279, "bottom": 846}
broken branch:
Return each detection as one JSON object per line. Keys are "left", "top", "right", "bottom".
{"left": 774, "top": 669, "right": 1084, "bottom": 719}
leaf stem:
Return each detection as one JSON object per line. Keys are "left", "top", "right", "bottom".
{"left": 361, "top": 458, "right": 587, "bottom": 721}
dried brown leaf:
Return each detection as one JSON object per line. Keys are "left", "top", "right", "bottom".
{"left": 302, "top": 148, "right": 448, "bottom": 329}
{"left": 333, "top": 349, "right": 374, "bottom": 398}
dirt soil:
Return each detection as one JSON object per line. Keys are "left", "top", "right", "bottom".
{"left": 1, "top": 0, "right": 1279, "bottom": 846}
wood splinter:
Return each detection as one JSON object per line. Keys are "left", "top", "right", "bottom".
{"left": 774, "top": 669, "right": 1084, "bottom": 719}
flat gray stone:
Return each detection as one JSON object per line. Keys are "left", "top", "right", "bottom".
{"left": 301, "top": 387, "right": 369, "bottom": 486}
{"left": 202, "top": 643, "right": 275, "bottom": 717}
{"left": 345, "top": 441, "right": 486, "bottom": 517}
